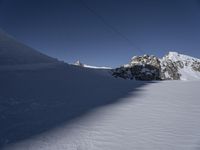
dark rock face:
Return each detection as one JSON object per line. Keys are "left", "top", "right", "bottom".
{"left": 112, "top": 54, "right": 162, "bottom": 81}
{"left": 192, "top": 61, "right": 200, "bottom": 72}
{"left": 160, "top": 59, "right": 181, "bottom": 80}
{"left": 112, "top": 65, "right": 161, "bottom": 81}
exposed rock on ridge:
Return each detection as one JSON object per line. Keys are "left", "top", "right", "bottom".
{"left": 112, "top": 52, "right": 200, "bottom": 81}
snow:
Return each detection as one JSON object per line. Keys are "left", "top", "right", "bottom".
{"left": 1, "top": 73, "right": 200, "bottom": 150}
{"left": 123, "top": 64, "right": 130, "bottom": 68}
{"left": 164, "top": 71, "right": 170, "bottom": 78}
{"left": 0, "top": 62, "right": 141, "bottom": 149}
{"left": 179, "top": 67, "right": 200, "bottom": 80}
{"left": 161, "top": 51, "right": 200, "bottom": 80}
{"left": 73, "top": 60, "right": 112, "bottom": 69}
{"left": 167, "top": 51, "right": 200, "bottom": 62}
{"left": 83, "top": 64, "right": 112, "bottom": 69}
{"left": 1, "top": 30, "right": 200, "bottom": 149}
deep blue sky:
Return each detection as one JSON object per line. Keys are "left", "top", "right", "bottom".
{"left": 0, "top": 0, "right": 200, "bottom": 67}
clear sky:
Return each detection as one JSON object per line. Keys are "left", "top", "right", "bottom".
{"left": 0, "top": 0, "right": 200, "bottom": 67}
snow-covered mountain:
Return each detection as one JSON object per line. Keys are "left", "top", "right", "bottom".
{"left": 161, "top": 52, "right": 200, "bottom": 80}
{"left": 112, "top": 52, "right": 200, "bottom": 81}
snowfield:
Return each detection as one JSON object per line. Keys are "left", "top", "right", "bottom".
{"left": 1, "top": 70, "right": 200, "bottom": 150}
{"left": 1, "top": 30, "right": 200, "bottom": 150}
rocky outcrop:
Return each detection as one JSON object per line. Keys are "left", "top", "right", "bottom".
{"left": 160, "top": 58, "right": 181, "bottom": 80}
{"left": 191, "top": 61, "right": 200, "bottom": 72}
{"left": 112, "top": 52, "right": 200, "bottom": 81}
{"left": 112, "top": 54, "right": 161, "bottom": 81}
{"left": 160, "top": 52, "right": 200, "bottom": 80}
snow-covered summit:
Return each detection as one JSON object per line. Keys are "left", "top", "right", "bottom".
{"left": 163, "top": 51, "right": 199, "bottom": 62}
{"left": 161, "top": 51, "right": 200, "bottom": 80}
{"left": 74, "top": 60, "right": 84, "bottom": 67}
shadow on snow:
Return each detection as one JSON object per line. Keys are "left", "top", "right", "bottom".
{"left": 0, "top": 64, "right": 153, "bottom": 148}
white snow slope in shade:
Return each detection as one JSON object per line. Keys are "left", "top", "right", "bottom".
{"left": 4, "top": 81, "right": 200, "bottom": 150}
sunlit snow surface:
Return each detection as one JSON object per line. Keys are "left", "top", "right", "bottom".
{"left": 4, "top": 81, "right": 200, "bottom": 150}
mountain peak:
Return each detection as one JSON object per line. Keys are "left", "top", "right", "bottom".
{"left": 74, "top": 60, "right": 84, "bottom": 67}
{"left": 113, "top": 51, "right": 200, "bottom": 81}
{"left": 168, "top": 51, "right": 179, "bottom": 55}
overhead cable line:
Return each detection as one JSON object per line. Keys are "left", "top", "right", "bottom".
{"left": 78, "top": 0, "right": 145, "bottom": 54}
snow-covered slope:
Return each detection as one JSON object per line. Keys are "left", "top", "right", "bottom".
{"left": 0, "top": 34, "right": 142, "bottom": 149}
{"left": 2, "top": 81, "right": 200, "bottom": 150}
{"left": 0, "top": 30, "right": 200, "bottom": 150}
{"left": 0, "top": 61, "right": 146, "bottom": 149}
{"left": 0, "top": 30, "right": 58, "bottom": 65}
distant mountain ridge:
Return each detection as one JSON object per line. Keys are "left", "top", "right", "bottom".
{"left": 74, "top": 60, "right": 112, "bottom": 69}
{"left": 112, "top": 52, "right": 200, "bottom": 81}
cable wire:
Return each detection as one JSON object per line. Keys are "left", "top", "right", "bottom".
{"left": 78, "top": 0, "right": 145, "bottom": 54}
